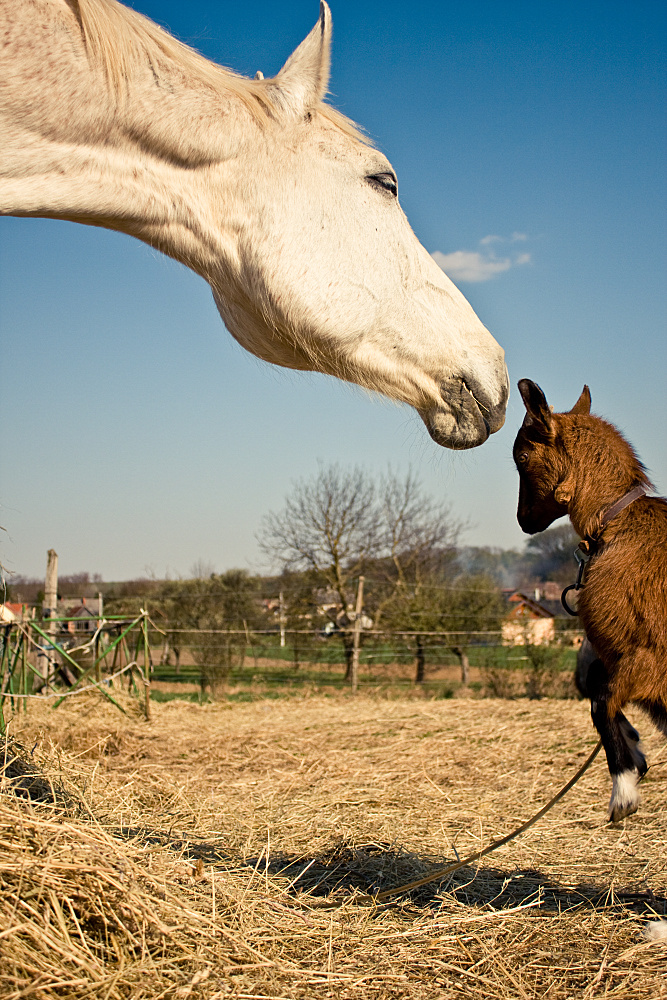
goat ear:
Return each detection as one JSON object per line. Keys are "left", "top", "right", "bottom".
{"left": 518, "top": 379, "right": 553, "bottom": 435}
{"left": 554, "top": 480, "right": 574, "bottom": 505}
{"left": 269, "top": 2, "right": 332, "bottom": 118}
{"left": 568, "top": 385, "right": 591, "bottom": 415}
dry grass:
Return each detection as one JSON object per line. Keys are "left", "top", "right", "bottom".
{"left": 0, "top": 693, "right": 665, "bottom": 998}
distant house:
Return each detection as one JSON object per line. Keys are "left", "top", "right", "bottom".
{"left": 58, "top": 597, "right": 102, "bottom": 634}
{"left": 502, "top": 591, "right": 556, "bottom": 646}
{"left": 0, "top": 602, "right": 24, "bottom": 623}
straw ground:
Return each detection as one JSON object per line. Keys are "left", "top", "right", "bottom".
{"left": 1, "top": 694, "right": 665, "bottom": 998}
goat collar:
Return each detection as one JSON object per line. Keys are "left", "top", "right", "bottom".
{"left": 561, "top": 484, "right": 647, "bottom": 617}
{"left": 599, "top": 483, "right": 648, "bottom": 528}
{"left": 587, "top": 482, "right": 648, "bottom": 547}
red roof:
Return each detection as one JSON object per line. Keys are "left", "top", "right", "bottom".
{"left": 506, "top": 592, "right": 554, "bottom": 619}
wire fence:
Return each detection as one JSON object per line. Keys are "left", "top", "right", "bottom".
{"left": 0, "top": 614, "right": 585, "bottom": 726}
{"left": 0, "top": 612, "right": 153, "bottom": 731}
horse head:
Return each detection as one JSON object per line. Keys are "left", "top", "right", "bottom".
{"left": 1, "top": 1, "right": 509, "bottom": 449}
{"left": 207, "top": 4, "right": 509, "bottom": 449}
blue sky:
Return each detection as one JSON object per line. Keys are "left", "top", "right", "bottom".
{"left": 1, "top": 0, "right": 665, "bottom": 582}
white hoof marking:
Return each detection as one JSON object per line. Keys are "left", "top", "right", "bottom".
{"left": 608, "top": 770, "right": 640, "bottom": 822}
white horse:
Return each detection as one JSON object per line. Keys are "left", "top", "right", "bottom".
{"left": 0, "top": 0, "right": 509, "bottom": 449}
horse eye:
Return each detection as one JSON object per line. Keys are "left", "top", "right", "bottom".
{"left": 367, "top": 172, "right": 398, "bottom": 197}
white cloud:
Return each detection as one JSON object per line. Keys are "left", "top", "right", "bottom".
{"left": 480, "top": 232, "right": 527, "bottom": 246}
{"left": 431, "top": 250, "right": 512, "bottom": 283}
{"left": 431, "top": 235, "right": 532, "bottom": 283}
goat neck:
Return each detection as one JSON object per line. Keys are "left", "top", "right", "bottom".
{"left": 557, "top": 416, "right": 652, "bottom": 542}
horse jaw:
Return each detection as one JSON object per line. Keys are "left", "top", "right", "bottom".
{"left": 339, "top": 324, "right": 508, "bottom": 450}
{"left": 212, "top": 274, "right": 508, "bottom": 452}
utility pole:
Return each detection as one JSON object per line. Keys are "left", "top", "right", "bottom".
{"left": 39, "top": 549, "right": 58, "bottom": 685}
{"left": 350, "top": 575, "right": 364, "bottom": 694}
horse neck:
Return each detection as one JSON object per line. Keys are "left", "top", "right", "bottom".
{"left": 0, "top": 1, "right": 256, "bottom": 276}
{"left": 563, "top": 418, "right": 650, "bottom": 538}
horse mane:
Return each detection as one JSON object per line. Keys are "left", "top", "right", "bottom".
{"left": 72, "top": 0, "right": 371, "bottom": 144}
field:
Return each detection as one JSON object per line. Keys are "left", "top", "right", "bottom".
{"left": 1, "top": 691, "right": 666, "bottom": 998}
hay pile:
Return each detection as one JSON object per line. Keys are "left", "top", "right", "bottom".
{"left": 0, "top": 694, "right": 665, "bottom": 998}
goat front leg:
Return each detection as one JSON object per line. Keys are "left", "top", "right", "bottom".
{"left": 586, "top": 660, "right": 644, "bottom": 821}
{"left": 591, "top": 697, "right": 643, "bottom": 822}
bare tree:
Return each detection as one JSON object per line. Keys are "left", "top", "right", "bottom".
{"left": 258, "top": 465, "right": 380, "bottom": 678}
{"left": 373, "top": 468, "right": 461, "bottom": 610}
{"left": 156, "top": 570, "right": 261, "bottom": 699}
{"left": 258, "top": 465, "right": 463, "bottom": 683}
{"left": 443, "top": 574, "right": 505, "bottom": 684}
{"left": 381, "top": 573, "right": 504, "bottom": 684}
{"left": 258, "top": 464, "right": 380, "bottom": 611}
{"left": 190, "top": 559, "right": 216, "bottom": 580}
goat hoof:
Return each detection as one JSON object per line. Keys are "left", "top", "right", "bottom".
{"left": 607, "top": 771, "right": 641, "bottom": 823}
{"left": 608, "top": 801, "right": 639, "bottom": 824}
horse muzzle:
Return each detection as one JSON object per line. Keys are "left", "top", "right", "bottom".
{"left": 422, "top": 372, "right": 508, "bottom": 450}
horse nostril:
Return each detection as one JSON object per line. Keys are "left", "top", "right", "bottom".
{"left": 457, "top": 371, "right": 508, "bottom": 435}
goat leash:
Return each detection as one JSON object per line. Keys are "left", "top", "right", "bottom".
{"left": 561, "top": 484, "right": 647, "bottom": 616}
{"left": 310, "top": 739, "right": 603, "bottom": 907}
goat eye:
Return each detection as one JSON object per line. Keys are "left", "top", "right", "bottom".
{"left": 367, "top": 172, "right": 398, "bottom": 197}
{"left": 517, "top": 452, "right": 529, "bottom": 464}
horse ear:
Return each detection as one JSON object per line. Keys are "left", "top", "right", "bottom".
{"left": 568, "top": 385, "right": 591, "bottom": 415}
{"left": 518, "top": 379, "right": 553, "bottom": 434}
{"left": 269, "top": 2, "right": 332, "bottom": 117}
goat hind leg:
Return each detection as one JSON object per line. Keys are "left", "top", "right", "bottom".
{"left": 639, "top": 699, "right": 667, "bottom": 739}
{"left": 577, "top": 642, "right": 647, "bottom": 770}
{"left": 585, "top": 656, "right": 644, "bottom": 820}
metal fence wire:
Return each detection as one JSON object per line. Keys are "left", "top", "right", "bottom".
{"left": 0, "top": 615, "right": 584, "bottom": 728}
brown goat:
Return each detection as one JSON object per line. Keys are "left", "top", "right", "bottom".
{"left": 513, "top": 379, "right": 667, "bottom": 831}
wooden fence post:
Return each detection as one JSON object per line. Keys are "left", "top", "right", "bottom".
{"left": 279, "top": 591, "right": 286, "bottom": 648}
{"left": 142, "top": 614, "right": 152, "bottom": 721}
{"left": 350, "top": 576, "right": 365, "bottom": 694}
{"left": 39, "top": 549, "right": 58, "bottom": 686}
